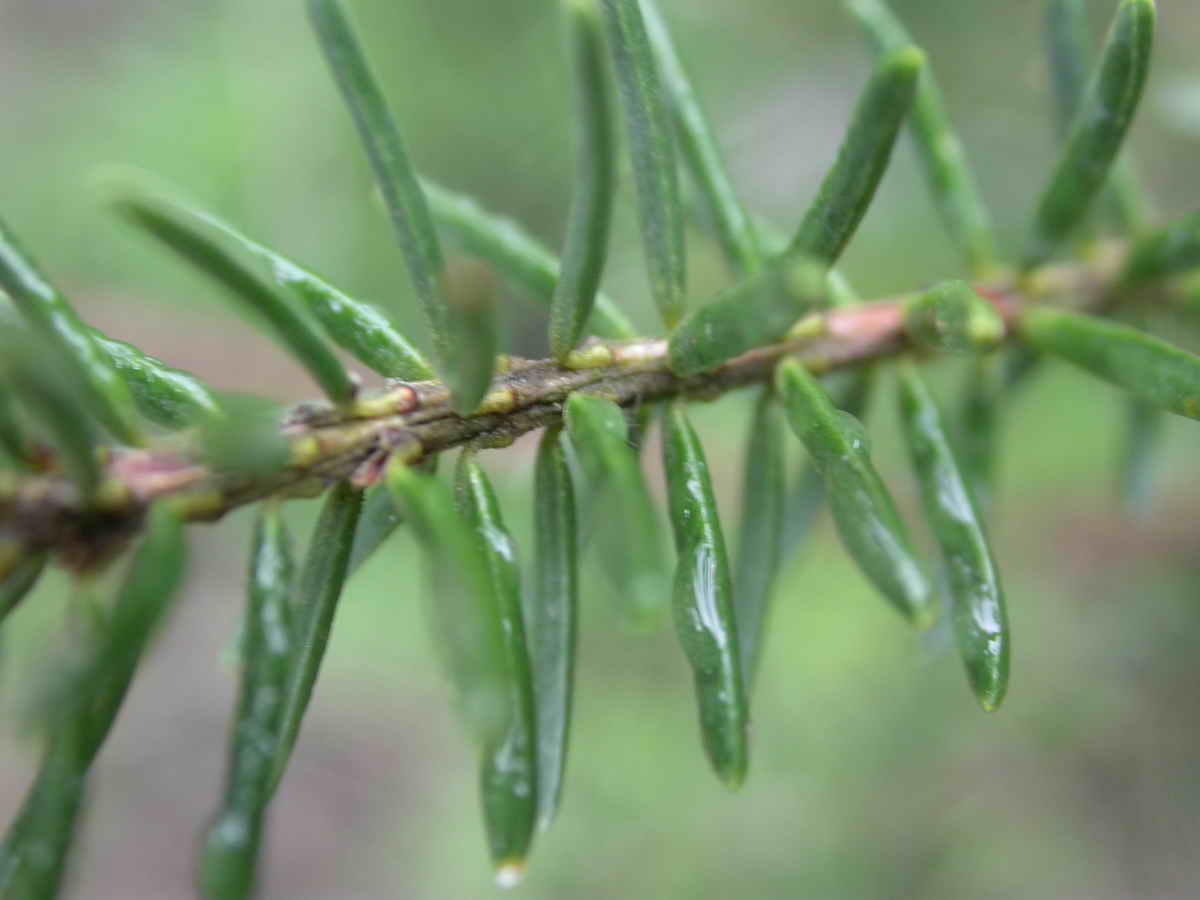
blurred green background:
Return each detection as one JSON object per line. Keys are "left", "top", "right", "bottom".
{"left": 3, "top": 0, "right": 1200, "bottom": 897}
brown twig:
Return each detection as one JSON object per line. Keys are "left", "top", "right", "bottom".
{"left": 0, "top": 251, "right": 1121, "bottom": 576}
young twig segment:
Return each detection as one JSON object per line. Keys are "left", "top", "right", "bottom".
{"left": 0, "top": 253, "right": 1129, "bottom": 570}
{"left": 903, "top": 280, "right": 1005, "bottom": 354}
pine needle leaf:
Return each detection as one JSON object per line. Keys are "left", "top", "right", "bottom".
{"left": 897, "top": 363, "right": 1009, "bottom": 710}
{"left": 0, "top": 218, "right": 143, "bottom": 445}
{"left": 600, "top": 0, "right": 687, "bottom": 328}
{"left": 1102, "top": 157, "right": 1151, "bottom": 233}
{"left": 1023, "top": 0, "right": 1155, "bottom": 268}
{"left": 846, "top": 0, "right": 995, "bottom": 273}
{"left": 661, "top": 401, "right": 748, "bottom": 790}
{"left": 111, "top": 188, "right": 357, "bottom": 407}
{"left": 83, "top": 505, "right": 188, "bottom": 749}
{"left": 4, "top": 279, "right": 218, "bottom": 432}
{"left": 528, "top": 426, "right": 578, "bottom": 832}
{"left": 199, "top": 394, "right": 290, "bottom": 483}
{"left": 441, "top": 261, "right": 499, "bottom": 416}
{"left": 667, "top": 255, "right": 826, "bottom": 377}
{"left": 0, "top": 379, "right": 29, "bottom": 469}
{"left": 386, "top": 461, "right": 514, "bottom": 747}
{"left": 641, "top": 0, "right": 761, "bottom": 275}
{"left": 91, "top": 334, "right": 220, "bottom": 430}
{"left": 1045, "top": 0, "right": 1094, "bottom": 137}
{"left": 1044, "top": 0, "right": 1152, "bottom": 234}
{"left": 732, "top": 389, "right": 786, "bottom": 692}
{"left": 421, "top": 179, "right": 636, "bottom": 340}
{"left": 1120, "top": 211, "right": 1200, "bottom": 286}
{"left": 49, "top": 505, "right": 188, "bottom": 725}
{"left": 954, "top": 353, "right": 1005, "bottom": 516}
{"left": 2, "top": 505, "right": 186, "bottom": 895}
{"left": 789, "top": 45, "right": 923, "bottom": 265}
{"left": 777, "top": 277, "right": 875, "bottom": 572}
{"left": 776, "top": 359, "right": 934, "bottom": 627}
{"left": 0, "top": 552, "right": 46, "bottom": 625}
{"left": 781, "top": 368, "right": 876, "bottom": 555}
{"left": 1109, "top": 307, "right": 1166, "bottom": 513}
{"left": 199, "top": 504, "right": 295, "bottom": 900}
{"left": 1018, "top": 306, "right": 1200, "bottom": 420}
{"left": 1117, "top": 395, "right": 1163, "bottom": 513}
{"left": 347, "top": 483, "right": 405, "bottom": 577}
{"left": 563, "top": 392, "right": 666, "bottom": 628}
{"left": 269, "top": 482, "right": 363, "bottom": 791}
{"left": 0, "top": 325, "right": 104, "bottom": 501}
{"left": 455, "top": 455, "right": 537, "bottom": 882}
{"left": 101, "top": 169, "right": 435, "bottom": 383}
{"left": 0, "top": 719, "right": 88, "bottom": 898}
{"left": 307, "top": 0, "right": 448, "bottom": 349}
{"left": 550, "top": 0, "right": 618, "bottom": 360}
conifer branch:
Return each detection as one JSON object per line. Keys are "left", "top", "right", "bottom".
{"left": 0, "top": 248, "right": 1121, "bottom": 576}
